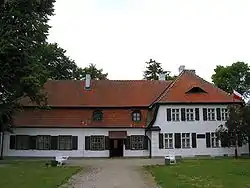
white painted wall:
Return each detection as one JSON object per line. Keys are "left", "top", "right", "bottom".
{"left": 3, "top": 128, "right": 148, "bottom": 158}
{"left": 152, "top": 104, "right": 249, "bottom": 157}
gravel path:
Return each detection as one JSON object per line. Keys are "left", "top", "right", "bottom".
{"left": 61, "top": 158, "right": 163, "bottom": 188}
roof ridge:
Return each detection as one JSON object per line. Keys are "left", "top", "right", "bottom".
{"left": 152, "top": 71, "right": 185, "bottom": 104}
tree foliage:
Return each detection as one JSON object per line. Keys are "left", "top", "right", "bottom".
{"left": 212, "top": 62, "right": 250, "bottom": 97}
{"left": 216, "top": 105, "right": 250, "bottom": 151}
{"left": 0, "top": 0, "right": 57, "bottom": 159}
{"left": 76, "top": 63, "right": 108, "bottom": 80}
{"left": 143, "top": 59, "right": 175, "bottom": 80}
{"left": 42, "top": 43, "right": 80, "bottom": 80}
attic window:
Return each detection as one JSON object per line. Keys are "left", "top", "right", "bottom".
{"left": 186, "top": 87, "right": 207, "bottom": 94}
{"left": 92, "top": 110, "right": 103, "bottom": 121}
{"left": 132, "top": 110, "right": 141, "bottom": 122}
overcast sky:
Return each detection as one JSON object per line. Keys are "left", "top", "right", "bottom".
{"left": 48, "top": 0, "right": 250, "bottom": 81}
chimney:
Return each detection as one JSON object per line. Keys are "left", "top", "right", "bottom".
{"left": 158, "top": 73, "right": 166, "bottom": 81}
{"left": 179, "top": 65, "right": 185, "bottom": 73}
{"left": 85, "top": 74, "right": 91, "bottom": 90}
{"left": 188, "top": 69, "right": 196, "bottom": 74}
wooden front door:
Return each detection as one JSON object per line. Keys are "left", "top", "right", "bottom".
{"left": 109, "top": 139, "right": 124, "bottom": 157}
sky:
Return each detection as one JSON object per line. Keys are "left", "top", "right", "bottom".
{"left": 48, "top": 0, "right": 250, "bottom": 81}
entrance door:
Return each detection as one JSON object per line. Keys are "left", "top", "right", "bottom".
{"left": 110, "top": 139, "right": 123, "bottom": 157}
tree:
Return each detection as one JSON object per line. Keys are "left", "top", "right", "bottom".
{"left": 212, "top": 62, "right": 250, "bottom": 97}
{"left": 143, "top": 59, "right": 174, "bottom": 80}
{"left": 76, "top": 63, "right": 108, "bottom": 80}
{"left": 216, "top": 105, "right": 250, "bottom": 158}
{"left": 0, "top": 0, "right": 55, "bottom": 159}
{"left": 43, "top": 43, "right": 80, "bottom": 80}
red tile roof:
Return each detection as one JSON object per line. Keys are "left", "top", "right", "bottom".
{"left": 14, "top": 71, "right": 240, "bottom": 128}
{"left": 157, "top": 70, "right": 239, "bottom": 103}
{"left": 14, "top": 80, "right": 171, "bottom": 128}
{"left": 14, "top": 108, "right": 148, "bottom": 128}
{"left": 20, "top": 80, "right": 172, "bottom": 107}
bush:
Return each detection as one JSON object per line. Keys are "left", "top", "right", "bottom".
{"left": 50, "top": 160, "right": 58, "bottom": 167}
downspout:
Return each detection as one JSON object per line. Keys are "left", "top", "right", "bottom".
{"left": 0, "top": 131, "right": 4, "bottom": 160}
{"left": 145, "top": 129, "right": 152, "bottom": 158}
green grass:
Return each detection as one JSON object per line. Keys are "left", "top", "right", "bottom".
{"left": 146, "top": 158, "right": 250, "bottom": 188}
{"left": 0, "top": 160, "right": 81, "bottom": 188}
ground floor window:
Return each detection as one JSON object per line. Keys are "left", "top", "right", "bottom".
{"left": 90, "top": 136, "right": 105, "bottom": 150}
{"left": 164, "top": 133, "right": 173, "bottom": 149}
{"left": 16, "top": 135, "right": 29, "bottom": 150}
{"left": 36, "top": 135, "right": 51, "bottom": 150}
{"left": 131, "top": 135, "right": 144, "bottom": 150}
{"left": 59, "top": 136, "right": 72, "bottom": 150}
{"left": 182, "top": 133, "right": 190, "bottom": 148}
{"left": 211, "top": 133, "right": 219, "bottom": 148}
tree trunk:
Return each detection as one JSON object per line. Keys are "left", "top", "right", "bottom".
{"left": 0, "top": 131, "right": 4, "bottom": 160}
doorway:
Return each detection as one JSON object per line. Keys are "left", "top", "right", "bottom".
{"left": 109, "top": 139, "right": 123, "bottom": 157}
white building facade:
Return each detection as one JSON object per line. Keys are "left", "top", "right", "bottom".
{"left": 150, "top": 104, "right": 249, "bottom": 157}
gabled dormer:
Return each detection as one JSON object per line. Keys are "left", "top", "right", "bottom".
{"left": 185, "top": 86, "right": 207, "bottom": 94}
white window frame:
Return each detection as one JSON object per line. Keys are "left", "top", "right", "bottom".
{"left": 131, "top": 135, "right": 144, "bottom": 150}
{"left": 59, "top": 136, "right": 72, "bottom": 150}
{"left": 211, "top": 132, "right": 220, "bottom": 148}
{"left": 37, "top": 135, "right": 51, "bottom": 150}
{"left": 221, "top": 108, "right": 229, "bottom": 121}
{"left": 186, "top": 108, "right": 194, "bottom": 121}
{"left": 90, "top": 136, "right": 105, "bottom": 150}
{"left": 207, "top": 108, "right": 215, "bottom": 121}
{"left": 171, "top": 109, "right": 180, "bottom": 121}
{"left": 164, "top": 133, "right": 173, "bottom": 149}
{"left": 132, "top": 111, "right": 141, "bottom": 122}
{"left": 181, "top": 133, "right": 191, "bottom": 148}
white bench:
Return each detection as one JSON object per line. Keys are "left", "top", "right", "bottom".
{"left": 165, "top": 155, "right": 176, "bottom": 165}
{"left": 55, "top": 156, "right": 69, "bottom": 166}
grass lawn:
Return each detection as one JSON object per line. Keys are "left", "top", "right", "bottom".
{"left": 0, "top": 160, "right": 81, "bottom": 188}
{"left": 146, "top": 158, "right": 250, "bottom": 188}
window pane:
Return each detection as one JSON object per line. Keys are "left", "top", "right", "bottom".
{"left": 16, "top": 135, "right": 29, "bottom": 150}
{"left": 131, "top": 135, "right": 144, "bottom": 150}
{"left": 59, "top": 136, "right": 72, "bottom": 150}
{"left": 37, "top": 136, "right": 50, "bottom": 150}
{"left": 93, "top": 110, "right": 103, "bottom": 121}
{"left": 90, "top": 136, "right": 105, "bottom": 150}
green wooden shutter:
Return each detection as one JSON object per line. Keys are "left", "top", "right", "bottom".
{"left": 181, "top": 108, "right": 186, "bottom": 121}
{"left": 51, "top": 136, "right": 58, "bottom": 150}
{"left": 166, "top": 108, "right": 171, "bottom": 121}
{"left": 221, "top": 132, "right": 229, "bottom": 147}
{"left": 72, "top": 136, "right": 78, "bottom": 150}
{"left": 192, "top": 133, "right": 197, "bottom": 148}
{"left": 216, "top": 108, "right": 221, "bottom": 120}
{"left": 9, "top": 135, "right": 16, "bottom": 149}
{"left": 195, "top": 108, "right": 200, "bottom": 121}
{"left": 206, "top": 132, "right": 211, "bottom": 148}
{"left": 29, "top": 136, "right": 37, "bottom": 150}
{"left": 85, "top": 136, "right": 90, "bottom": 150}
{"left": 159, "top": 133, "right": 164, "bottom": 149}
{"left": 125, "top": 136, "right": 131, "bottom": 150}
{"left": 144, "top": 136, "right": 148, "bottom": 150}
{"left": 237, "top": 134, "right": 243, "bottom": 147}
{"left": 175, "top": 133, "right": 181, "bottom": 148}
{"left": 203, "top": 108, "right": 208, "bottom": 121}
{"left": 105, "top": 136, "right": 110, "bottom": 150}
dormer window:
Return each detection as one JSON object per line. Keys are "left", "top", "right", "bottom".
{"left": 186, "top": 87, "right": 207, "bottom": 94}
{"left": 132, "top": 110, "right": 141, "bottom": 122}
{"left": 92, "top": 110, "right": 103, "bottom": 121}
